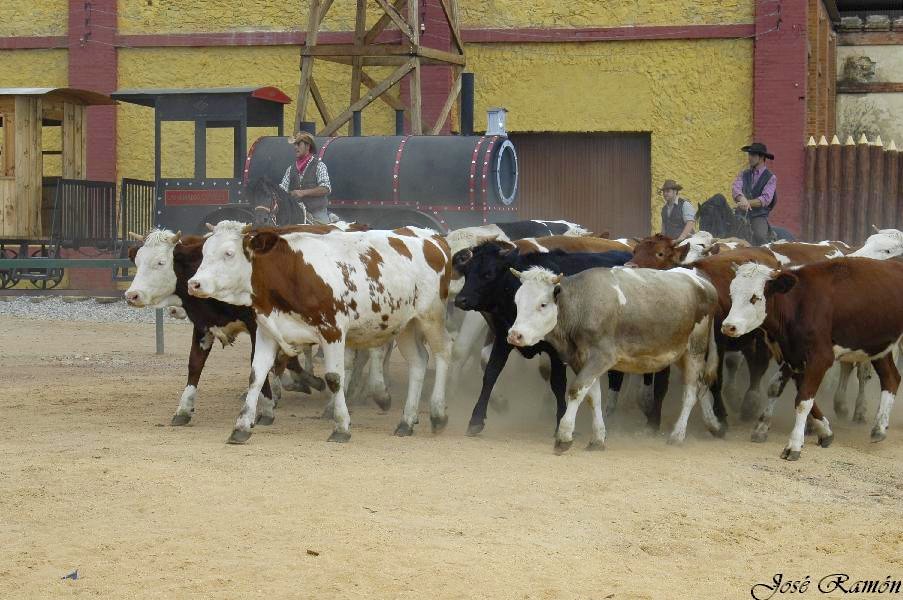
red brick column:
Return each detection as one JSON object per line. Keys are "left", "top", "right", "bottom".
{"left": 401, "top": 0, "right": 454, "bottom": 134}
{"left": 753, "top": 0, "right": 808, "bottom": 236}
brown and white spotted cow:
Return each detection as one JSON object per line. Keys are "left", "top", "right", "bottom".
{"left": 721, "top": 258, "right": 903, "bottom": 460}
{"left": 187, "top": 221, "right": 453, "bottom": 444}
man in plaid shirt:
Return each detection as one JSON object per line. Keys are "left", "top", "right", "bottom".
{"left": 279, "top": 131, "right": 334, "bottom": 224}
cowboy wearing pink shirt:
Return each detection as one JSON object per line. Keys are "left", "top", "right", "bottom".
{"left": 732, "top": 142, "right": 777, "bottom": 246}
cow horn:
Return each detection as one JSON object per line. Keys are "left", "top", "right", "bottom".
{"left": 241, "top": 224, "right": 252, "bottom": 235}
{"left": 509, "top": 268, "right": 523, "bottom": 280}
{"left": 731, "top": 263, "right": 739, "bottom": 273}
{"left": 552, "top": 273, "right": 563, "bottom": 285}
{"left": 205, "top": 222, "right": 216, "bottom": 232}
{"left": 172, "top": 230, "right": 182, "bottom": 243}
{"left": 127, "top": 231, "right": 145, "bottom": 242}
{"left": 873, "top": 224, "right": 881, "bottom": 233}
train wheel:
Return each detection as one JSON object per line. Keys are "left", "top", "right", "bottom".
{"left": 0, "top": 248, "right": 18, "bottom": 289}
{"left": 25, "top": 248, "right": 63, "bottom": 289}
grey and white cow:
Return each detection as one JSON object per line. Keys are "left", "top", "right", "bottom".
{"left": 506, "top": 266, "right": 722, "bottom": 451}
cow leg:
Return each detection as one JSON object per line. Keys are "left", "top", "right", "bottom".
{"left": 751, "top": 365, "right": 792, "bottom": 442}
{"left": 345, "top": 348, "right": 369, "bottom": 405}
{"left": 556, "top": 351, "right": 615, "bottom": 453}
{"left": 832, "top": 362, "right": 854, "bottom": 420}
{"left": 363, "top": 345, "right": 392, "bottom": 412}
{"left": 739, "top": 337, "right": 770, "bottom": 422}
{"left": 228, "top": 330, "right": 278, "bottom": 444}
{"left": 394, "top": 324, "right": 430, "bottom": 436}
{"left": 584, "top": 379, "right": 607, "bottom": 451}
{"left": 466, "top": 336, "right": 513, "bottom": 436}
{"left": 549, "top": 353, "right": 568, "bottom": 431}
{"left": 853, "top": 361, "right": 872, "bottom": 424}
{"left": 419, "top": 315, "right": 452, "bottom": 434}
{"left": 644, "top": 367, "right": 670, "bottom": 433}
{"left": 171, "top": 327, "right": 213, "bottom": 426}
{"left": 782, "top": 355, "right": 832, "bottom": 461}
{"left": 669, "top": 321, "right": 716, "bottom": 444}
{"left": 448, "top": 311, "right": 487, "bottom": 388}
{"left": 723, "top": 351, "right": 742, "bottom": 408}
{"left": 605, "top": 371, "right": 624, "bottom": 418}
{"left": 709, "top": 340, "right": 729, "bottom": 424}
{"left": 322, "top": 340, "right": 352, "bottom": 442}
{"left": 637, "top": 373, "right": 654, "bottom": 414}
{"left": 870, "top": 354, "right": 900, "bottom": 442}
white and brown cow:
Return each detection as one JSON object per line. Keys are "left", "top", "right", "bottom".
{"left": 850, "top": 228, "right": 903, "bottom": 260}
{"left": 187, "top": 221, "right": 453, "bottom": 444}
{"left": 506, "top": 266, "right": 722, "bottom": 452}
{"left": 721, "top": 258, "right": 903, "bottom": 460}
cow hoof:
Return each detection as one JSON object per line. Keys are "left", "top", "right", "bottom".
{"left": 554, "top": 439, "right": 573, "bottom": 454}
{"left": 394, "top": 422, "right": 414, "bottom": 437}
{"left": 373, "top": 392, "right": 392, "bottom": 413}
{"left": 466, "top": 421, "right": 485, "bottom": 437}
{"left": 666, "top": 434, "right": 684, "bottom": 446}
{"left": 585, "top": 440, "right": 606, "bottom": 451}
{"left": 256, "top": 414, "right": 275, "bottom": 427}
{"left": 818, "top": 433, "right": 834, "bottom": 448}
{"left": 430, "top": 415, "right": 448, "bottom": 434}
{"left": 853, "top": 412, "right": 867, "bottom": 424}
{"left": 308, "top": 376, "right": 326, "bottom": 392}
{"left": 783, "top": 450, "right": 801, "bottom": 461}
{"left": 871, "top": 428, "right": 887, "bottom": 443}
{"left": 327, "top": 430, "right": 351, "bottom": 443}
{"left": 227, "top": 429, "right": 252, "bottom": 444}
{"left": 710, "top": 422, "right": 728, "bottom": 439}
{"left": 170, "top": 413, "right": 192, "bottom": 426}
{"left": 751, "top": 430, "right": 768, "bottom": 443}
{"left": 285, "top": 382, "right": 312, "bottom": 394}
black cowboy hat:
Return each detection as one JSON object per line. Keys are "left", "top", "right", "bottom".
{"left": 741, "top": 142, "right": 774, "bottom": 160}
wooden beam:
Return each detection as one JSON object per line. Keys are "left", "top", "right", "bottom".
{"left": 429, "top": 70, "right": 462, "bottom": 135}
{"left": 437, "top": 0, "right": 465, "bottom": 55}
{"left": 407, "top": 0, "right": 422, "bottom": 134}
{"left": 302, "top": 43, "right": 416, "bottom": 57}
{"left": 13, "top": 95, "right": 41, "bottom": 237}
{"left": 1, "top": 113, "right": 14, "bottom": 177}
{"left": 372, "top": 0, "right": 414, "bottom": 42}
{"left": 839, "top": 31, "right": 903, "bottom": 46}
{"left": 62, "top": 102, "right": 86, "bottom": 179}
{"left": 309, "top": 76, "right": 333, "bottom": 126}
{"left": 348, "top": 0, "right": 367, "bottom": 135}
{"left": 417, "top": 46, "right": 466, "bottom": 66}
{"left": 317, "top": 0, "right": 336, "bottom": 28}
{"left": 360, "top": 70, "right": 407, "bottom": 111}
{"left": 320, "top": 58, "right": 415, "bottom": 136}
{"left": 294, "top": 0, "right": 322, "bottom": 133}
{"left": 837, "top": 81, "right": 903, "bottom": 94}
{"left": 363, "top": 0, "right": 408, "bottom": 45}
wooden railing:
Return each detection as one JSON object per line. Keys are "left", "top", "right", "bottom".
{"left": 805, "top": 134, "right": 902, "bottom": 244}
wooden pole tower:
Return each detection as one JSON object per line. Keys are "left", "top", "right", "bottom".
{"left": 294, "top": 0, "right": 465, "bottom": 136}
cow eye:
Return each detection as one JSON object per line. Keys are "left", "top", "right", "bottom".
{"left": 540, "top": 302, "right": 548, "bottom": 309}
{"left": 225, "top": 249, "right": 235, "bottom": 258}
{"left": 750, "top": 294, "right": 760, "bottom": 305}
{"left": 656, "top": 252, "right": 664, "bottom": 259}
{"left": 157, "top": 259, "right": 166, "bottom": 266}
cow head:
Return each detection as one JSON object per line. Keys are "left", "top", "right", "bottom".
{"left": 849, "top": 228, "right": 903, "bottom": 260}
{"left": 721, "top": 263, "right": 797, "bottom": 337}
{"left": 444, "top": 225, "right": 507, "bottom": 259}
{"left": 507, "top": 267, "right": 562, "bottom": 347}
{"left": 452, "top": 241, "right": 520, "bottom": 311}
{"left": 187, "top": 220, "right": 253, "bottom": 305}
{"left": 627, "top": 234, "right": 688, "bottom": 269}
{"left": 124, "top": 229, "right": 183, "bottom": 308}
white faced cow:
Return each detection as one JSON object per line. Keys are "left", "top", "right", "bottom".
{"left": 506, "top": 266, "right": 722, "bottom": 452}
{"left": 722, "top": 259, "right": 903, "bottom": 460}
{"left": 849, "top": 228, "right": 903, "bottom": 260}
{"left": 187, "top": 221, "right": 452, "bottom": 444}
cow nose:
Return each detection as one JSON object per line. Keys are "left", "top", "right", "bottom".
{"left": 187, "top": 279, "right": 201, "bottom": 294}
{"left": 721, "top": 323, "right": 738, "bottom": 337}
{"left": 124, "top": 290, "right": 140, "bottom": 304}
{"left": 507, "top": 331, "right": 524, "bottom": 346}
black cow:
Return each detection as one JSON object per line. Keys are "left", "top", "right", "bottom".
{"left": 453, "top": 242, "right": 641, "bottom": 435}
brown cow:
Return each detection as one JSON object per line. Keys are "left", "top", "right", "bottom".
{"left": 721, "top": 258, "right": 903, "bottom": 460}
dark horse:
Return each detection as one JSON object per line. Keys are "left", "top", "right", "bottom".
{"left": 697, "top": 193, "right": 795, "bottom": 245}
{"left": 246, "top": 176, "right": 308, "bottom": 227}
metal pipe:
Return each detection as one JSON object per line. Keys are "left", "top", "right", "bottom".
{"left": 460, "top": 72, "right": 474, "bottom": 136}
{"left": 299, "top": 121, "right": 316, "bottom": 135}
{"left": 352, "top": 111, "right": 362, "bottom": 137}
{"left": 395, "top": 110, "right": 405, "bottom": 135}
{"left": 155, "top": 308, "right": 164, "bottom": 354}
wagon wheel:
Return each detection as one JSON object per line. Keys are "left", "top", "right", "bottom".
{"left": 23, "top": 248, "right": 63, "bottom": 290}
{"left": 0, "top": 247, "right": 18, "bottom": 289}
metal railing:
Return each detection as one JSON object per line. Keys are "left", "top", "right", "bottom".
{"left": 51, "top": 179, "right": 118, "bottom": 250}
{"left": 121, "top": 178, "right": 156, "bottom": 240}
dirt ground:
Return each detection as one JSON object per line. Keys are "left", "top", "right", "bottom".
{"left": 2, "top": 316, "right": 902, "bottom": 599}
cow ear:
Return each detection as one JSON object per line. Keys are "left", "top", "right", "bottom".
{"left": 676, "top": 243, "right": 690, "bottom": 261}
{"left": 553, "top": 284, "right": 562, "bottom": 301}
{"left": 710, "top": 244, "right": 721, "bottom": 255}
{"left": 765, "top": 272, "right": 797, "bottom": 295}
{"left": 249, "top": 231, "right": 280, "bottom": 254}
{"left": 127, "top": 245, "right": 139, "bottom": 263}
{"left": 172, "top": 230, "right": 182, "bottom": 244}
{"left": 453, "top": 249, "right": 473, "bottom": 272}
{"left": 127, "top": 231, "right": 145, "bottom": 242}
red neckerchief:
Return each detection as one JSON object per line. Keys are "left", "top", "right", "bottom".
{"left": 295, "top": 152, "right": 313, "bottom": 176}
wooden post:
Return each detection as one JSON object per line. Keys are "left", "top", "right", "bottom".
{"left": 1, "top": 113, "right": 13, "bottom": 176}
{"left": 855, "top": 134, "right": 871, "bottom": 244}
{"left": 62, "top": 102, "right": 87, "bottom": 179}
{"left": 886, "top": 140, "right": 899, "bottom": 229}
{"left": 295, "top": 0, "right": 321, "bottom": 134}
{"left": 841, "top": 135, "right": 857, "bottom": 243}
{"left": 804, "top": 136, "right": 816, "bottom": 241}
{"left": 814, "top": 136, "right": 828, "bottom": 242}
{"left": 14, "top": 95, "right": 42, "bottom": 238}
{"left": 828, "top": 135, "right": 842, "bottom": 241}
{"left": 869, "top": 136, "right": 885, "bottom": 232}
{"left": 348, "top": 0, "right": 367, "bottom": 135}
{"left": 407, "top": 0, "right": 422, "bottom": 134}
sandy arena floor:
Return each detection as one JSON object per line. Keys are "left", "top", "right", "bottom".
{"left": 2, "top": 316, "right": 902, "bottom": 599}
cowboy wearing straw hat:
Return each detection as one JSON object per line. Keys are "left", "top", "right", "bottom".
{"left": 732, "top": 142, "right": 777, "bottom": 246}
{"left": 279, "top": 131, "right": 334, "bottom": 225}
{"left": 659, "top": 179, "right": 696, "bottom": 242}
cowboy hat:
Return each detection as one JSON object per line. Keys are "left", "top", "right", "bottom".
{"left": 741, "top": 142, "right": 774, "bottom": 160}
{"left": 289, "top": 131, "right": 317, "bottom": 151}
{"left": 659, "top": 179, "right": 683, "bottom": 192}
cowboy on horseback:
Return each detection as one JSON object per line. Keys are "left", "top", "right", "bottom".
{"left": 731, "top": 142, "right": 777, "bottom": 246}
{"left": 279, "top": 131, "right": 335, "bottom": 225}
{"left": 658, "top": 179, "right": 696, "bottom": 242}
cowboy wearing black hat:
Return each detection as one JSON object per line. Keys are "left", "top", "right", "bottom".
{"left": 659, "top": 179, "right": 695, "bottom": 242}
{"left": 731, "top": 142, "right": 777, "bottom": 246}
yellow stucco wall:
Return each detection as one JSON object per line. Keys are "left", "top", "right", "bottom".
{"left": 468, "top": 39, "right": 753, "bottom": 231}
{"left": 459, "top": 0, "right": 753, "bottom": 28}
{"left": 0, "top": 1, "right": 68, "bottom": 36}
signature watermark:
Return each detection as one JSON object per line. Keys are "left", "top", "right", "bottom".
{"left": 751, "top": 574, "right": 903, "bottom": 599}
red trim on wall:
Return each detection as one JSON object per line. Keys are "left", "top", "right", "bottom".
{"left": 752, "top": 0, "right": 807, "bottom": 236}
{"left": 116, "top": 30, "right": 403, "bottom": 48}
{"left": 0, "top": 36, "right": 67, "bottom": 49}
{"left": 462, "top": 23, "right": 756, "bottom": 43}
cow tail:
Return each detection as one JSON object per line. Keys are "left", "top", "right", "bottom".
{"left": 703, "top": 316, "right": 719, "bottom": 387}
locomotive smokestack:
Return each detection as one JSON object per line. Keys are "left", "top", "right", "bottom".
{"left": 460, "top": 72, "right": 474, "bottom": 136}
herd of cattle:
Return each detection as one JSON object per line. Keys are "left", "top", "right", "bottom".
{"left": 122, "top": 218, "right": 903, "bottom": 461}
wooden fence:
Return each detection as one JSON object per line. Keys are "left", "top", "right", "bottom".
{"left": 805, "top": 134, "right": 903, "bottom": 244}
